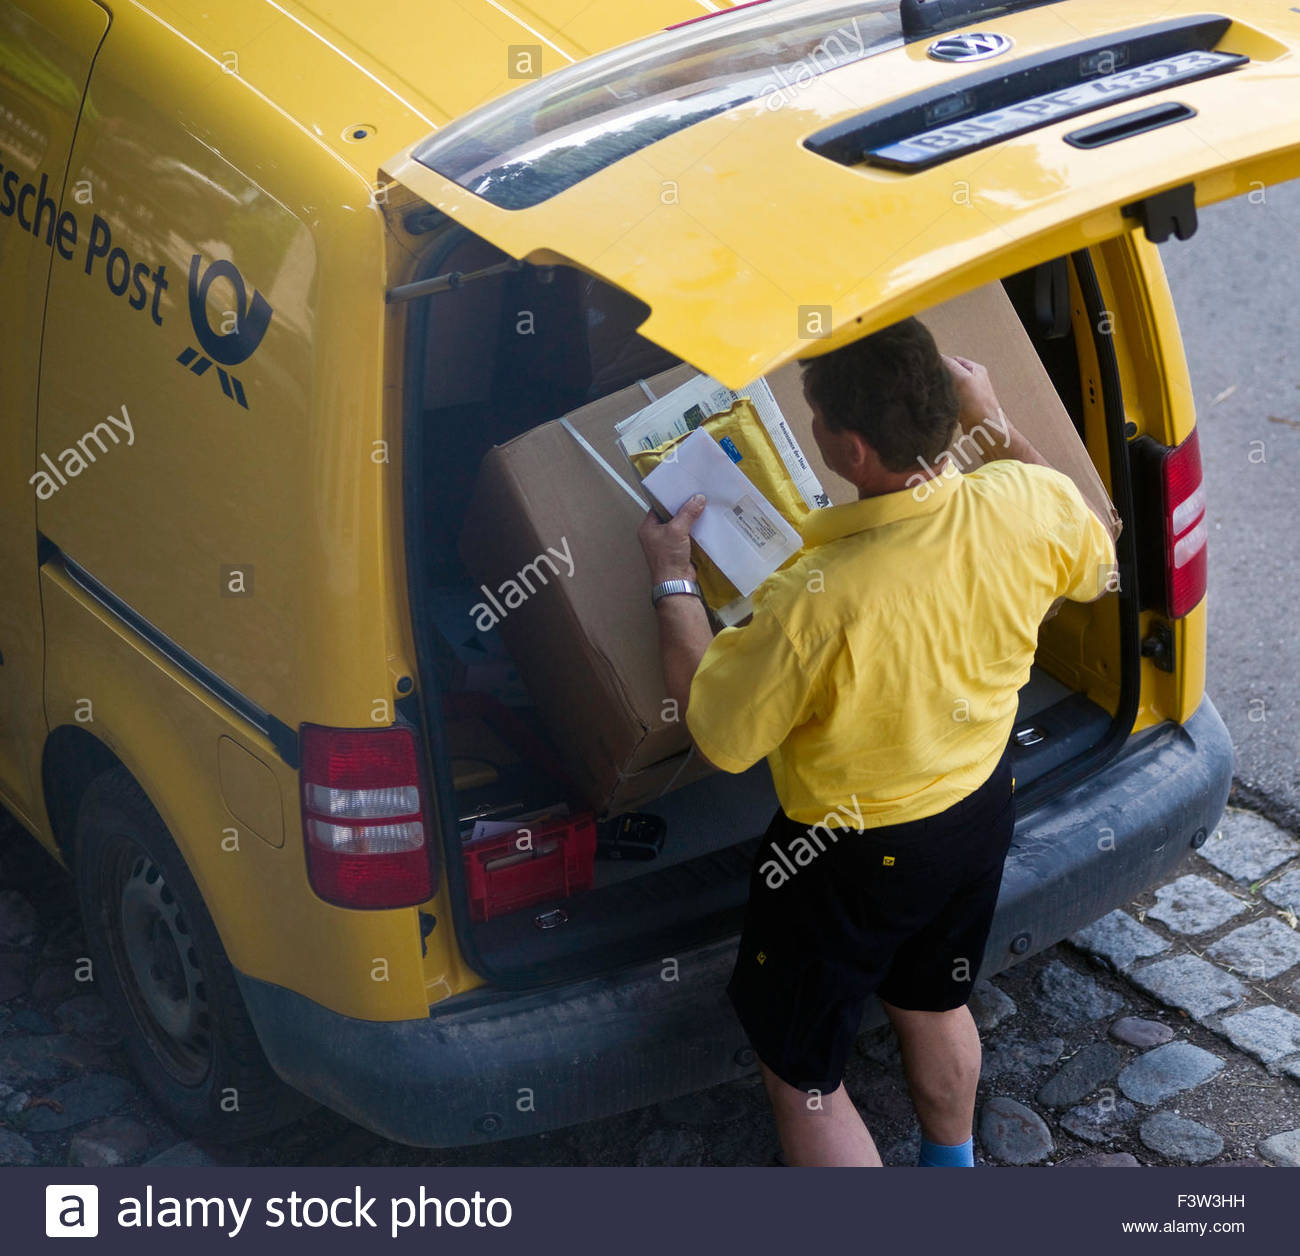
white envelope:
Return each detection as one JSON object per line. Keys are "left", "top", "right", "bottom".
{"left": 641, "top": 429, "right": 803, "bottom": 598}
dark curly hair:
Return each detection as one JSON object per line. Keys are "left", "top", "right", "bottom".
{"left": 799, "top": 317, "right": 959, "bottom": 473}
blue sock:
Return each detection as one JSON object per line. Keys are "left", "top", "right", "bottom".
{"left": 918, "top": 1135, "right": 974, "bottom": 1167}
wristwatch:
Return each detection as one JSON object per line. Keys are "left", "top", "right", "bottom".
{"left": 651, "top": 578, "right": 704, "bottom": 608}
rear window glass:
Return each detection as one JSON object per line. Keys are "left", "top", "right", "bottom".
{"left": 414, "top": 0, "right": 902, "bottom": 210}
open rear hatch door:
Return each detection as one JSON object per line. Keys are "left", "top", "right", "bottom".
{"left": 380, "top": 0, "right": 1300, "bottom": 387}
{"left": 388, "top": 0, "right": 1300, "bottom": 987}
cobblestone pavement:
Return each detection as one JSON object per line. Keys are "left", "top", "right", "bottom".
{"left": 2, "top": 804, "right": 1299, "bottom": 1168}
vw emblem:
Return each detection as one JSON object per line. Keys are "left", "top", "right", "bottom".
{"left": 928, "top": 32, "right": 1014, "bottom": 63}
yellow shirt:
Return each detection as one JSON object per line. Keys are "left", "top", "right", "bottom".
{"left": 685, "top": 458, "right": 1117, "bottom": 828}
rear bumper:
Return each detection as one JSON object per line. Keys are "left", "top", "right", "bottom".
{"left": 238, "top": 933, "right": 753, "bottom": 1148}
{"left": 236, "top": 697, "right": 1234, "bottom": 1148}
{"left": 979, "top": 696, "right": 1233, "bottom": 974}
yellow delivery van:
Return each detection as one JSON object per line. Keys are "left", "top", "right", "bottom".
{"left": 4, "top": 0, "right": 1283, "bottom": 1145}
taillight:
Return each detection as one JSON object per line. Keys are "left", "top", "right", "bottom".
{"left": 1162, "top": 429, "right": 1208, "bottom": 618}
{"left": 299, "top": 725, "right": 435, "bottom": 909}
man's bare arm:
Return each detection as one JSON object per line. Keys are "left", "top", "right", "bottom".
{"left": 944, "top": 353, "right": 1116, "bottom": 535}
{"left": 944, "top": 354, "right": 1049, "bottom": 467}
{"left": 654, "top": 593, "right": 714, "bottom": 722}
{"left": 636, "top": 495, "right": 718, "bottom": 768}
{"left": 987, "top": 406, "right": 1050, "bottom": 468}
{"left": 943, "top": 353, "right": 1113, "bottom": 619}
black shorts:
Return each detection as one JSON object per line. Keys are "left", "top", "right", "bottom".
{"left": 726, "top": 746, "right": 1017, "bottom": 1094}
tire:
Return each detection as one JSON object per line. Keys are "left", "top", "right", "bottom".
{"left": 74, "top": 766, "right": 315, "bottom": 1142}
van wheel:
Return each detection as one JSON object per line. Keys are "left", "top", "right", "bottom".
{"left": 74, "top": 767, "right": 315, "bottom": 1143}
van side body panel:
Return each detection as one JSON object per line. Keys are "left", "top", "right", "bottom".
{"left": 40, "top": 567, "right": 433, "bottom": 1020}
{"left": 23, "top": 2, "right": 459, "bottom": 1017}
{"left": 0, "top": 0, "right": 108, "bottom": 832}
{"left": 35, "top": 5, "right": 400, "bottom": 735}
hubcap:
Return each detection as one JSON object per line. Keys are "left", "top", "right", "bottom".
{"left": 110, "top": 848, "right": 211, "bottom": 1084}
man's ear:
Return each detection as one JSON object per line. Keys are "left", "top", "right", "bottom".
{"left": 841, "top": 429, "right": 875, "bottom": 479}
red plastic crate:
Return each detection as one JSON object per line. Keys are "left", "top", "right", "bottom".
{"left": 463, "top": 813, "right": 596, "bottom": 923}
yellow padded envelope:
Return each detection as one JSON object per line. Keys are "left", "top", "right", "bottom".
{"left": 628, "top": 397, "right": 812, "bottom": 611}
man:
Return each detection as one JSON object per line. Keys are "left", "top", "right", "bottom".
{"left": 636, "top": 317, "right": 1116, "bottom": 1168}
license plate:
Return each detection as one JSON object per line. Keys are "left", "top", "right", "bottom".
{"left": 869, "top": 49, "right": 1246, "bottom": 170}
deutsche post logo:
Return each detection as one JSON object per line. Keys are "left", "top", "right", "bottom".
{"left": 177, "top": 255, "right": 273, "bottom": 409}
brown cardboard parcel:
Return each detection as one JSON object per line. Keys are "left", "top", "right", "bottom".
{"left": 457, "top": 282, "right": 1121, "bottom": 818}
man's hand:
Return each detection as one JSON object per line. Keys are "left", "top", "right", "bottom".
{"left": 637, "top": 494, "right": 706, "bottom": 583}
{"left": 943, "top": 354, "right": 1002, "bottom": 435}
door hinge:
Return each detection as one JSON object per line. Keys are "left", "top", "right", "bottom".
{"left": 418, "top": 912, "right": 437, "bottom": 956}
{"left": 1122, "top": 182, "right": 1198, "bottom": 244}
{"left": 1140, "top": 621, "right": 1175, "bottom": 673}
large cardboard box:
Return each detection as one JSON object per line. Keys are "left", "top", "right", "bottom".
{"left": 766, "top": 284, "right": 1122, "bottom": 535}
{"left": 458, "top": 364, "right": 706, "bottom": 818}
{"left": 922, "top": 286, "right": 1121, "bottom": 536}
{"left": 457, "top": 283, "right": 1120, "bottom": 817}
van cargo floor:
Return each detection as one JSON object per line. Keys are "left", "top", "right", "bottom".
{"left": 594, "top": 760, "right": 777, "bottom": 888}
{"left": 461, "top": 667, "right": 1115, "bottom": 985}
{"left": 591, "top": 665, "right": 1087, "bottom": 888}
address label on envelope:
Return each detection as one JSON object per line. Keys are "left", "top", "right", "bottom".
{"left": 641, "top": 429, "right": 802, "bottom": 597}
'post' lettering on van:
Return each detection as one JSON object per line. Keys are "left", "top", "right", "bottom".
{"left": 0, "top": 158, "right": 168, "bottom": 326}
{"left": 84, "top": 212, "right": 112, "bottom": 274}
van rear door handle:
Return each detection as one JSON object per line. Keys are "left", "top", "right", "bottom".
{"left": 1065, "top": 102, "right": 1198, "bottom": 152}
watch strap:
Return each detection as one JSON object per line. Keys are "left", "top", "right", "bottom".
{"left": 651, "top": 578, "right": 703, "bottom": 608}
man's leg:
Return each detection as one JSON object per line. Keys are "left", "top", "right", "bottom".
{"left": 758, "top": 1061, "right": 883, "bottom": 1167}
{"left": 871, "top": 758, "right": 1015, "bottom": 1164}
{"left": 880, "top": 1000, "right": 981, "bottom": 1147}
